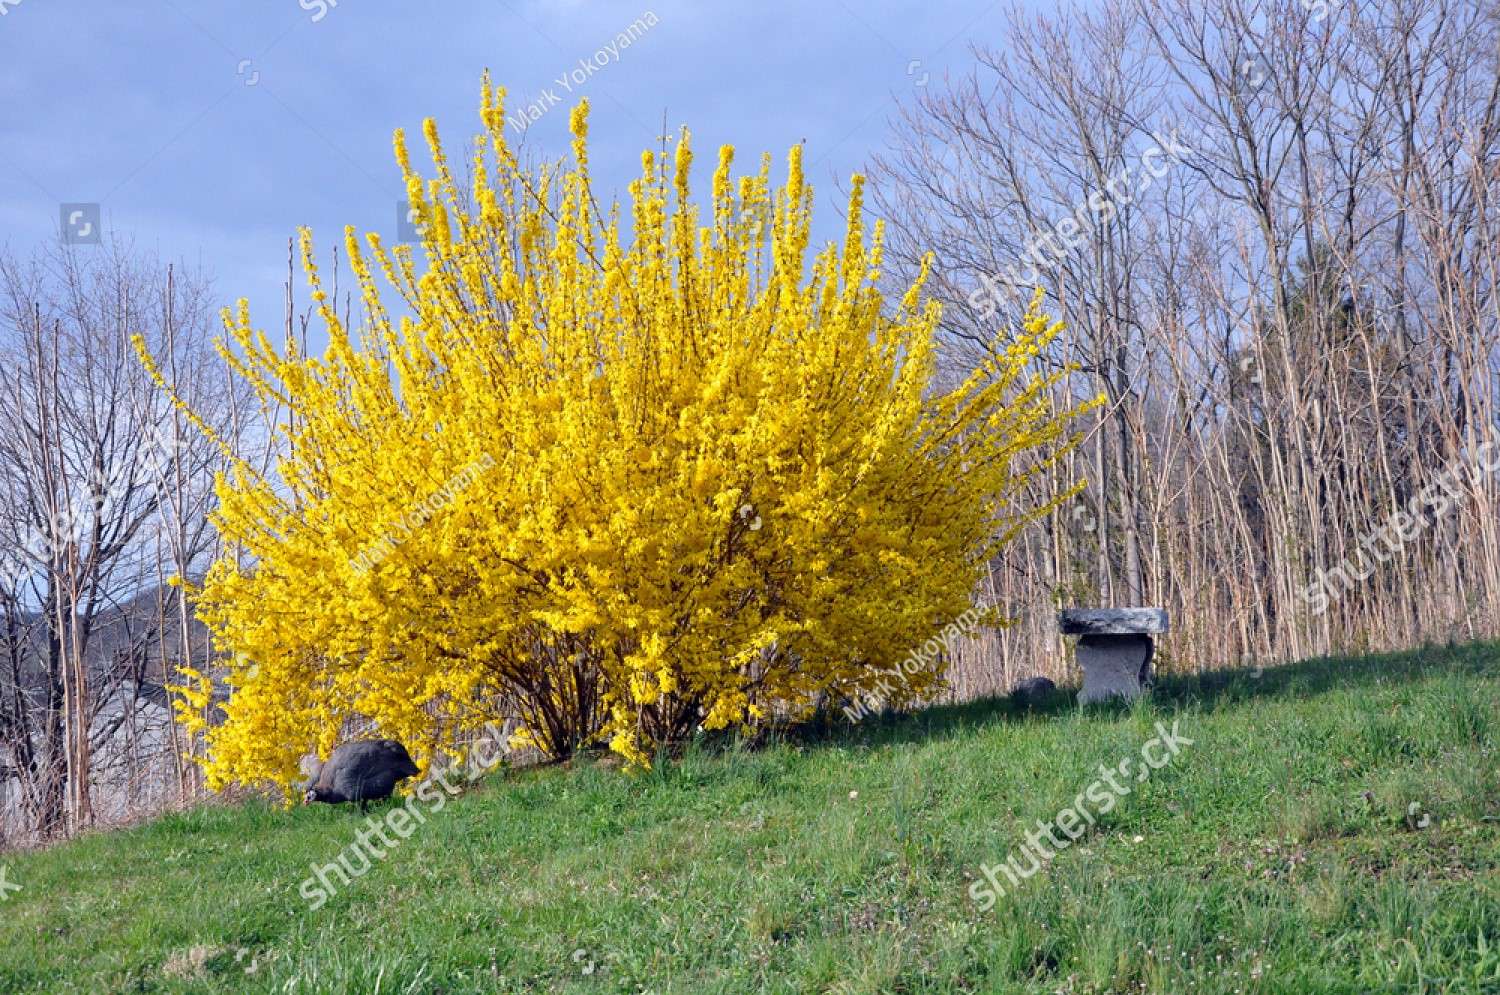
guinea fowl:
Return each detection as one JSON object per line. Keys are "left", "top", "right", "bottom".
{"left": 303, "top": 739, "right": 420, "bottom": 811}
{"left": 1008, "top": 675, "right": 1057, "bottom": 706}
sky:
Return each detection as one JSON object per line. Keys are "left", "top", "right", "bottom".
{"left": 0, "top": 0, "right": 1008, "bottom": 326}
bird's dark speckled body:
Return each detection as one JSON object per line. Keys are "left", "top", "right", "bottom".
{"left": 304, "top": 739, "right": 420, "bottom": 810}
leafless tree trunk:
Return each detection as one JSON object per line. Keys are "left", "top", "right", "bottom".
{"left": 0, "top": 240, "right": 234, "bottom": 843}
{"left": 872, "top": 0, "right": 1500, "bottom": 693}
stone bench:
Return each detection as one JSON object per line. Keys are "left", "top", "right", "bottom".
{"left": 1059, "top": 608, "right": 1169, "bottom": 704}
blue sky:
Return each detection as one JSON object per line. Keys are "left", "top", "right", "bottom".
{"left": 0, "top": 1, "right": 1005, "bottom": 324}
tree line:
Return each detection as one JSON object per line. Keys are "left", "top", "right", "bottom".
{"left": 872, "top": 0, "right": 1500, "bottom": 694}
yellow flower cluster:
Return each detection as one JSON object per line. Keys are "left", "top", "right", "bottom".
{"left": 140, "top": 75, "right": 1096, "bottom": 794}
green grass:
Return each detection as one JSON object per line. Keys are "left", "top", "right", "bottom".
{"left": 4, "top": 643, "right": 1500, "bottom": 994}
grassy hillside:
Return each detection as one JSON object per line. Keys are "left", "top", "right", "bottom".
{"left": 3, "top": 643, "right": 1499, "bottom": 994}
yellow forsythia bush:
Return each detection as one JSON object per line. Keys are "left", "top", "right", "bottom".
{"left": 139, "top": 75, "right": 1095, "bottom": 795}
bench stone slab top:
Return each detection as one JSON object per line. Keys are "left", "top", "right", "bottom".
{"left": 1058, "top": 607, "right": 1169, "bottom": 636}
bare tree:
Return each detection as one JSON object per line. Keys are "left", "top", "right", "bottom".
{"left": 871, "top": 0, "right": 1500, "bottom": 693}
{"left": 0, "top": 240, "right": 231, "bottom": 842}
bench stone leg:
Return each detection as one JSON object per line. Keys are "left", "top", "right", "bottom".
{"left": 1076, "top": 633, "right": 1154, "bottom": 704}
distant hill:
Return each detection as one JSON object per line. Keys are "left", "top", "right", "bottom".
{"left": 1, "top": 581, "right": 211, "bottom": 707}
